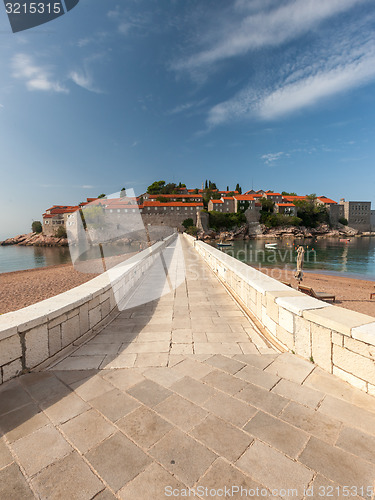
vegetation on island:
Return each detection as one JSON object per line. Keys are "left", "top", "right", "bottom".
{"left": 31, "top": 221, "right": 42, "bottom": 233}
{"left": 207, "top": 211, "right": 246, "bottom": 231}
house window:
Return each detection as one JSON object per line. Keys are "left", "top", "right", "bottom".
{"left": 177, "top": 207, "right": 180, "bottom": 211}
{"left": 124, "top": 209, "right": 128, "bottom": 213}
{"left": 164, "top": 207, "right": 167, "bottom": 211}
{"left": 147, "top": 207, "right": 150, "bottom": 211}
{"left": 171, "top": 207, "right": 174, "bottom": 210}
{"left": 154, "top": 207, "right": 157, "bottom": 210}
{"left": 110, "top": 209, "right": 113, "bottom": 213}
{"left": 45, "top": 220, "right": 49, "bottom": 224}
{"left": 185, "top": 207, "right": 188, "bottom": 211}
{"left": 132, "top": 209, "right": 135, "bottom": 213}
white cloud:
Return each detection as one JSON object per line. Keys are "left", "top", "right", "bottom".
{"left": 11, "top": 54, "right": 67, "bottom": 93}
{"left": 69, "top": 70, "right": 101, "bottom": 93}
{"left": 207, "top": 37, "right": 375, "bottom": 125}
{"left": 173, "top": 0, "right": 368, "bottom": 74}
{"left": 261, "top": 152, "right": 289, "bottom": 165}
{"left": 167, "top": 99, "right": 207, "bottom": 115}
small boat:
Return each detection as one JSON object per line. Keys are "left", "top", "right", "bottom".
{"left": 217, "top": 242, "right": 233, "bottom": 247}
{"left": 265, "top": 243, "right": 277, "bottom": 249}
{"left": 339, "top": 238, "right": 350, "bottom": 243}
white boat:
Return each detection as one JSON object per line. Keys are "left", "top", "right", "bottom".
{"left": 217, "top": 242, "right": 233, "bottom": 247}
{"left": 265, "top": 243, "right": 277, "bottom": 249}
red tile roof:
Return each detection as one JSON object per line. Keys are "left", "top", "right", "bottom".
{"left": 317, "top": 196, "right": 337, "bottom": 204}
{"left": 148, "top": 194, "right": 203, "bottom": 199}
{"left": 143, "top": 201, "right": 204, "bottom": 207}
{"left": 210, "top": 199, "right": 224, "bottom": 204}
{"left": 234, "top": 195, "right": 255, "bottom": 201}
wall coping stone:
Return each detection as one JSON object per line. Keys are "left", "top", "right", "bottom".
{"left": 352, "top": 322, "right": 375, "bottom": 346}
{"left": 275, "top": 295, "right": 330, "bottom": 316}
{"left": 303, "top": 307, "right": 375, "bottom": 337}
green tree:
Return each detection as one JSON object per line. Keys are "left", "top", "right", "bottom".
{"left": 339, "top": 217, "right": 348, "bottom": 226}
{"left": 97, "top": 193, "right": 106, "bottom": 199}
{"left": 120, "top": 188, "right": 126, "bottom": 198}
{"left": 226, "top": 186, "right": 229, "bottom": 191}
{"left": 235, "top": 183, "right": 242, "bottom": 194}
{"left": 55, "top": 226, "right": 67, "bottom": 238}
{"left": 32, "top": 221, "right": 42, "bottom": 233}
{"left": 182, "top": 218, "right": 194, "bottom": 229}
{"left": 147, "top": 180, "right": 165, "bottom": 194}
{"left": 281, "top": 191, "right": 297, "bottom": 196}
{"left": 260, "top": 197, "right": 275, "bottom": 213}
{"left": 194, "top": 188, "right": 199, "bottom": 194}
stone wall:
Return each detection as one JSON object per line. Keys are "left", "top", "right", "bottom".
{"left": 0, "top": 233, "right": 177, "bottom": 385}
{"left": 184, "top": 234, "right": 375, "bottom": 394}
{"left": 141, "top": 212, "right": 197, "bottom": 230}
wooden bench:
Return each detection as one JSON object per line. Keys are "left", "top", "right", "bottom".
{"left": 298, "top": 285, "right": 335, "bottom": 302}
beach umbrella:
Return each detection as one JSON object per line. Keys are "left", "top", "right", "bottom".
{"left": 294, "top": 246, "right": 305, "bottom": 282}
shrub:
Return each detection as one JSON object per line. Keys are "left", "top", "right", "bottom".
{"left": 339, "top": 217, "right": 348, "bottom": 226}
{"left": 186, "top": 225, "right": 198, "bottom": 236}
{"left": 208, "top": 211, "right": 246, "bottom": 231}
{"left": 32, "top": 221, "right": 42, "bottom": 233}
{"left": 55, "top": 226, "right": 67, "bottom": 238}
{"left": 182, "top": 218, "right": 194, "bottom": 229}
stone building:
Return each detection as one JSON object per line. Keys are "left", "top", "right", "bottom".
{"left": 43, "top": 205, "right": 80, "bottom": 236}
{"left": 339, "top": 199, "right": 371, "bottom": 232}
{"left": 274, "top": 203, "right": 297, "bottom": 216}
{"left": 371, "top": 210, "right": 375, "bottom": 232}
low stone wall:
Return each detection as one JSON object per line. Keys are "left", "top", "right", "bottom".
{"left": 0, "top": 234, "right": 177, "bottom": 384}
{"left": 184, "top": 234, "right": 375, "bottom": 394}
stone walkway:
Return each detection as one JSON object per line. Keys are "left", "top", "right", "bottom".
{"left": 0, "top": 236, "right": 375, "bottom": 499}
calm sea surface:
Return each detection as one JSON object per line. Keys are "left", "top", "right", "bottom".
{"left": 1, "top": 237, "right": 375, "bottom": 279}
{"left": 210, "top": 236, "right": 375, "bottom": 281}
{"left": 0, "top": 242, "right": 142, "bottom": 274}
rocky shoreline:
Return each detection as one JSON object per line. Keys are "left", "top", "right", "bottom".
{"left": 198, "top": 223, "right": 374, "bottom": 242}
{"left": 0, "top": 232, "right": 68, "bottom": 247}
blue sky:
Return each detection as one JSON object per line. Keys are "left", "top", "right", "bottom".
{"left": 1, "top": 0, "right": 375, "bottom": 239}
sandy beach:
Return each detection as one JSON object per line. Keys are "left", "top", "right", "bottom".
{"left": 259, "top": 266, "right": 375, "bottom": 317}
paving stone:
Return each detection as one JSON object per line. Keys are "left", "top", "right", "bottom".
{"left": 194, "top": 342, "right": 243, "bottom": 355}
{"left": 0, "top": 463, "right": 34, "bottom": 499}
{"left": 170, "top": 376, "right": 217, "bottom": 405}
{"left": 52, "top": 355, "right": 106, "bottom": 370}
{"left": 92, "top": 489, "right": 118, "bottom": 500}
{"left": 310, "top": 474, "right": 363, "bottom": 500}
{"left": 101, "top": 353, "right": 137, "bottom": 369}
{"left": 60, "top": 409, "right": 116, "bottom": 454}
{"left": 236, "top": 440, "right": 314, "bottom": 499}
{"left": 41, "top": 392, "right": 90, "bottom": 425}
{"left": 31, "top": 452, "right": 104, "bottom": 500}
{"left": 142, "top": 367, "right": 184, "bottom": 387}
{"left": 233, "top": 353, "right": 278, "bottom": 370}
{"left": 171, "top": 358, "right": 214, "bottom": 379}
{"left": 19, "top": 375, "right": 67, "bottom": 406}
{"left": 90, "top": 388, "right": 140, "bottom": 422}
{"left": 236, "top": 382, "right": 289, "bottom": 416}
{"left": 117, "top": 406, "right": 172, "bottom": 449}
{"left": 101, "top": 368, "right": 145, "bottom": 391}
{"left": 72, "top": 343, "right": 121, "bottom": 356}
{"left": 191, "top": 414, "right": 253, "bottom": 462}
{"left": 243, "top": 411, "right": 309, "bottom": 458}
{"left": 134, "top": 353, "right": 169, "bottom": 367}
{"left": 299, "top": 436, "right": 375, "bottom": 490}
{"left": 202, "top": 370, "right": 248, "bottom": 395}
{"left": 265, "top": 353, "right": 315, "bottom": 384}
{"left": 336, "top": 426, "right": 375, "bottom": 465}
{"left": 318, "top": 395, "right": 375, "bottom": 435}
{"left": 272, "top": 378, "right": 324, "bottom": 409}
{"left": 235, "top": 364, "right": 280, "bottom": 390}
{"left": 149, "top": 428, "right": 217, "bottom": 487}
{"left": 127, "top": 379, "right": 171, "bottom": 407}
{"left": 280, "top": 401, "right": 342, "bottom": 445}
{"left": 170, "top": 343, "right": 194, "bottom": 355}
{"left": 304, "top": 367, "right": 375, "bottom": 414}
{"left": 203, "top": 392, "right": 257, "bottom": 428}
{"left": 121, "top": 341, "right": 170, "bottom": 354}
{"left": 238, "top": 342, "right": 260, "bottom": 354}
{"left": 72, "top": 375, "right": 114, "bottom": 401}
{"left": 0, "top": 383, "right": 30, "bottom": 416}
{"left": 155, "top": 394, "right": 208, "bottom": 431}
{"left": 0, "top": 402, "right": 49, "bottom": 443}
{"left": 118, "top": 462, "right": 185, "bottom": 500}
{"left": 85, "top": 432, "right": 152, "bottom": 492}
{"left": 11, "top": 424, "right": 72, "bottom": 476}
{"left": 205, "top": 354, "right": 245, "bottom": 374}
{"left": 195, "top": 458, "right": 267, "bottom": 499}
{"left": 0, "top": 437, "right": 13, "bottom": 469}
{"left": 53, "top": 369, "right": 99, "bottom": 386}
{"left": 172, "top": 330, "right": 193, "bottom": 343}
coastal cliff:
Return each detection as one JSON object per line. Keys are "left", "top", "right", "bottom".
{"left": 0, "top": 232, "right": 68, "bottom": 247}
